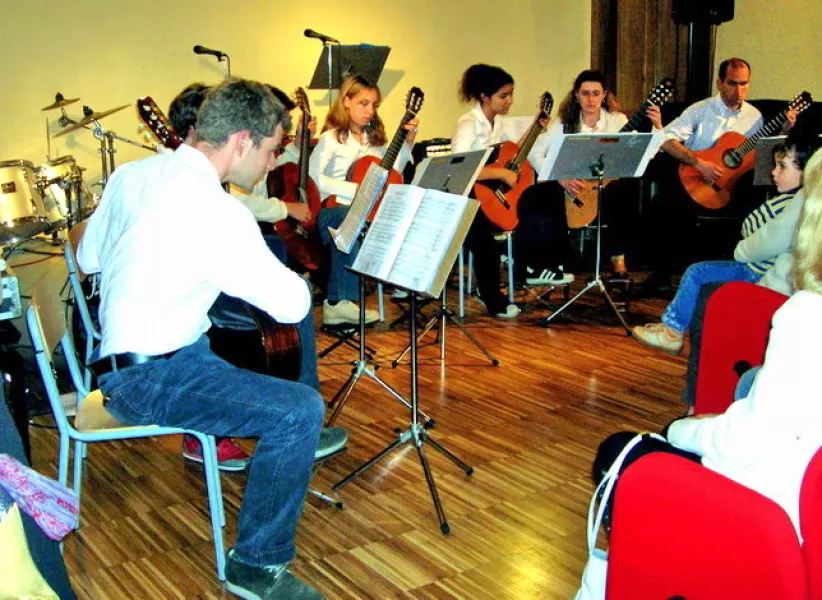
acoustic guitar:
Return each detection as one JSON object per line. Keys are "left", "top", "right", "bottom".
{"left": 678, "top": 90, "right": 813, "bottom": 210}
{"left": 135, "top": 95, "right": 302, "bottom": 381}
{"left": 326, "top": 87, "right": 425, "bottom": 220}
{"left": 564, "top": 78, "right": 676, "bottom": 229}
{"left": 473, "top": 92, "right": 554, "bottom": 231}
{"left": 266, "top": 88, "right": 324, "bottom": 271}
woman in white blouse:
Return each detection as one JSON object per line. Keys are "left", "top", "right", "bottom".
{"left": 452, "top": 64, "right": 524, "bottom": 318}
{"left": 526, "top": 70, "right": 661, "bottom": 279}
{"left": 310, "top": 74, "right": 418, "bottom": 326}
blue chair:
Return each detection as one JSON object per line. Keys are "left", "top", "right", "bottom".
{"left": 64, "top": 224, "right": 100, "bottom": 390}
{"left": 26, "top": 275, "right": 227, "bottom": 581}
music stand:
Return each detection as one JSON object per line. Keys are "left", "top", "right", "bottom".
{"left": 309, "top": 45, "right": 391, "bottom": 102}
{"left": 753, "top": 135, "right": 786, "bottom": 187}
{"left": 333, "top": 187, "right": 477, "bottom": 533}
{"left": 392, "top": 149, "right": 498, "bottom": 367}
{"left": 324, "top": 165, "right": 431, "bottom": 428}
{"left": 537, "top": 133, "right": 656, "bottom": 331}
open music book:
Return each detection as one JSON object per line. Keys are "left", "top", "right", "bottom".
{"left": 351, "top": 184, "right": 479, "bottom": 297}
{"left": 330, "top": 162, "right": 389, "bottom": 253}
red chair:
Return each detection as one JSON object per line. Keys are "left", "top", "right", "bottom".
{"left": 606, "top": 281, "right": 822, "bottom": 599}
{"left": 693, "top": 281, "right": 788, "bottom": 414}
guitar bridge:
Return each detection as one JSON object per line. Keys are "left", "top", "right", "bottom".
{"left": 494, "top": 189, "right": 511, "bottom": 209}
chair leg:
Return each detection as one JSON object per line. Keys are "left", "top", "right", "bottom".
{"left": 506, "top": 234, "right": 515, "bottom": 304}
{"left": 72, "top": 439, "right": 85, "bottom": 511}
{"left": 199, "top": 434, "right": 226, "bottom": 581}
{"left": 458, "top": 248, "right": 465, "bottom": 318}
{"left": 377, "top": 282, "right": 385, "bottom": 322}
{"left": 58, "top": 434, "right": 70, "bottom": 488}
{"left": 467, "top": 251, "right": 474, "bottom": 295}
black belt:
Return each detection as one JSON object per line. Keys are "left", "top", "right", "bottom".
{"left": 91, "top": 351, "right": 178, "bottom": 377}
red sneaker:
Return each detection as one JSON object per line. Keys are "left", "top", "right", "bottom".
{"left": 182, "top": 435, "right": 251, "bottom": 472}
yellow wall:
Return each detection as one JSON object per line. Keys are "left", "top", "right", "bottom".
{"left": 714, "top": 1, "right": 821, "bottom": 100}
{"left": 0, "top": 0, "right": 591, "bottom": 184}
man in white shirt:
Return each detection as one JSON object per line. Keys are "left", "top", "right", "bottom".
{"left": 78, "top": 79, "right": 325, "bottom": 599}
{"left": 642, "top": 57, "right": 796, "bottom": 294}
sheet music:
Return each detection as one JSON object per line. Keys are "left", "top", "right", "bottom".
{"left": 351, "top": 184, "right": 424, "bottom": 280}
{"left": 387, "top": 190, "right": 466, "bottom": 292}
{"left": 331, "top": 163, "right": 389, "bottom": 253}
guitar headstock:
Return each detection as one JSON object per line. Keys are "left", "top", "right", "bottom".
{"left": 136, "top": 96, "right": 183, "bottom": 150}
{"left": 405, "top": 87, "right": 425, "bottom": 116}
{"left": 538, "top": 92, "right": 554, "bottom": 117}
{"left": 789, "top": 91, "right": 814, "bottom": 115}
{"left": 647, "top": 78, "right": 676, "bottom": 106}
{"left": 294, "top": 87, "right": 311, "bottom": 118}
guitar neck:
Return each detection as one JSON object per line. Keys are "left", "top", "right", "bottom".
{"left": 298, "top": 111, "right": 311, "bottom": 194}
{"left": 380, "top": 112, "right": 413, "bottom": 170}
{"left": 620, "top": 100, "right": 653, "bottom": 133}
{"left": 510, "top": 112, "right": 547, "bottom": 168}
{"left": 730, "top": 112, "right": 788, "bottom": 161}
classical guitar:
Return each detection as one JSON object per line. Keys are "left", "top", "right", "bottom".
{"left": 563, "top": 78, "right": 676, "bottom": 229}
{"left": 473, "top": 92, "right": 554, "bottom": 231}
{"left": 266, "top": 88, "right": 324, "bottom": 271}
{"left": 135, "top": 95, "right": 302, "bottom": 381}
{"left": 136, "top": 96, "right": 184, "bottom": 150}
{"left": 679, "top": 90, "right": 813, "bottom": 210}
{"left": 326, "top": 87, "right": 425, "bottom": 220}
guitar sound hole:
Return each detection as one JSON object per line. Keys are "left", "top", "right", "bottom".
{"left": 723, "top": 151, "right": 741, "bottom": 169}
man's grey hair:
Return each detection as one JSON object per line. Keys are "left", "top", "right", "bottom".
{"left": 196, "top": 77, "right": 292, "bottom": 147}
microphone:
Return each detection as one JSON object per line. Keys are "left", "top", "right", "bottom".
{"left": 303, "top": 29, "right": 339, "bottom": 44}
{"left": 193, "top": 45, "right": 227, "bottom": 59}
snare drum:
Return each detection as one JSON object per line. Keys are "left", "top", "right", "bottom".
{"left": 37, "top": 155, "right": 84, "bottom": 229}
{"left": 0, "top": 160, "right": 50, "bottom": 244}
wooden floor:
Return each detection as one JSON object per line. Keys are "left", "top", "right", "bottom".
{"left": 29, "top": 282, "right": 687, "bottom": 599}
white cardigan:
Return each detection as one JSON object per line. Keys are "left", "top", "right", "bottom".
{"left": 668, "top": 290, "right": 822, "bottom": 537}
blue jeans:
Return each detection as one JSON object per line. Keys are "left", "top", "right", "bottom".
{"left": 317, "top": 205, "right": 359, "bottom": 302}
{"left": 662, "top": 261, "right": 760, "bottom": 333}
{"left": 98, "top": 336, "right": 324, "bottom": 567}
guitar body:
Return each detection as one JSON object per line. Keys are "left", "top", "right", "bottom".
{"left": 473, "top": 141, "right": 535, "bottom": 231}
{"left": 679, "top": 132, "right": 756, "bottom": 210}
{"left": 207, "top": 300, "right": 302, "bottom": 382}
{"left": 267, "top": 163, "right": 324, "bottom": 270}
{"left": 564, "top": 179, "right": 615, "bottom": 229}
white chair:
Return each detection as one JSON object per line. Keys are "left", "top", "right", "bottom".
{"left": 26, "top": 276, "right": 227, "bottom": 581}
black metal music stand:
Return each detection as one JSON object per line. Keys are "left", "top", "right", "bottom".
{"left": 309, "top": 45, "right": 391, "bottom": 101}
{"left": 392, "top": 149, "right": 498, "bottom": 367}
{"left": 333, "top": 292, "right": 473, "bottom": 533}
{"left": 536, "top": 133, "right": 657, "bottom": 331}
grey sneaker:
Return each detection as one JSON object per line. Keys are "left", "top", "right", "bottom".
{"left": 315, "top": 427, "right": 347, "bottom": 461}
{"left": 323, "top": 299, "right": 379, "bottom": 326}
{"left": 225, "top": 550, "right": 324, "bottom": 599}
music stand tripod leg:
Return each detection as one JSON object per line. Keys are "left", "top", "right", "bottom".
{"left": 392, "top": 289, "right": 498, "bottom": 367}
{"left": 333, "top": 295, "right": 472, "bottom": 533}
{"left": 326, "top": 273, "right": 432, "bottom": 427}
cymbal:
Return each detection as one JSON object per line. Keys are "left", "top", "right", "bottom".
{"left": 42, "top": 94, "right": 80, "bottom": 111}
{"left": 53, "top": 104, "right": 130, "bottom": 137}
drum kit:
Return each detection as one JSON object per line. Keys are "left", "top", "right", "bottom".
{"left": 0, "top": 92, "right": 154, "bottom": 246}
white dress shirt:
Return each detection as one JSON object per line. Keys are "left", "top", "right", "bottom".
{"left": 77, "top": 144, "right": 311, "bottom": 357}
{"left": 451, "top": 103, "right": 513, "bottom": 153}
{"left": 308, "top": 129, "right": 412, "bottom": 205}
{"left": 664, "top": 94, "right": 763, "bottom": 151}
{"left": 668, "top": 290, "right": 822, "bottom": 538}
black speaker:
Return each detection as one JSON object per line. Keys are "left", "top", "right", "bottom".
{"left": 672, "top": 0, "right": 734, "bottom": 25}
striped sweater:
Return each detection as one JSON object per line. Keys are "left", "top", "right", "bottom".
{"left": 734, "top": 188, "right": 803, "bottom": 276}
